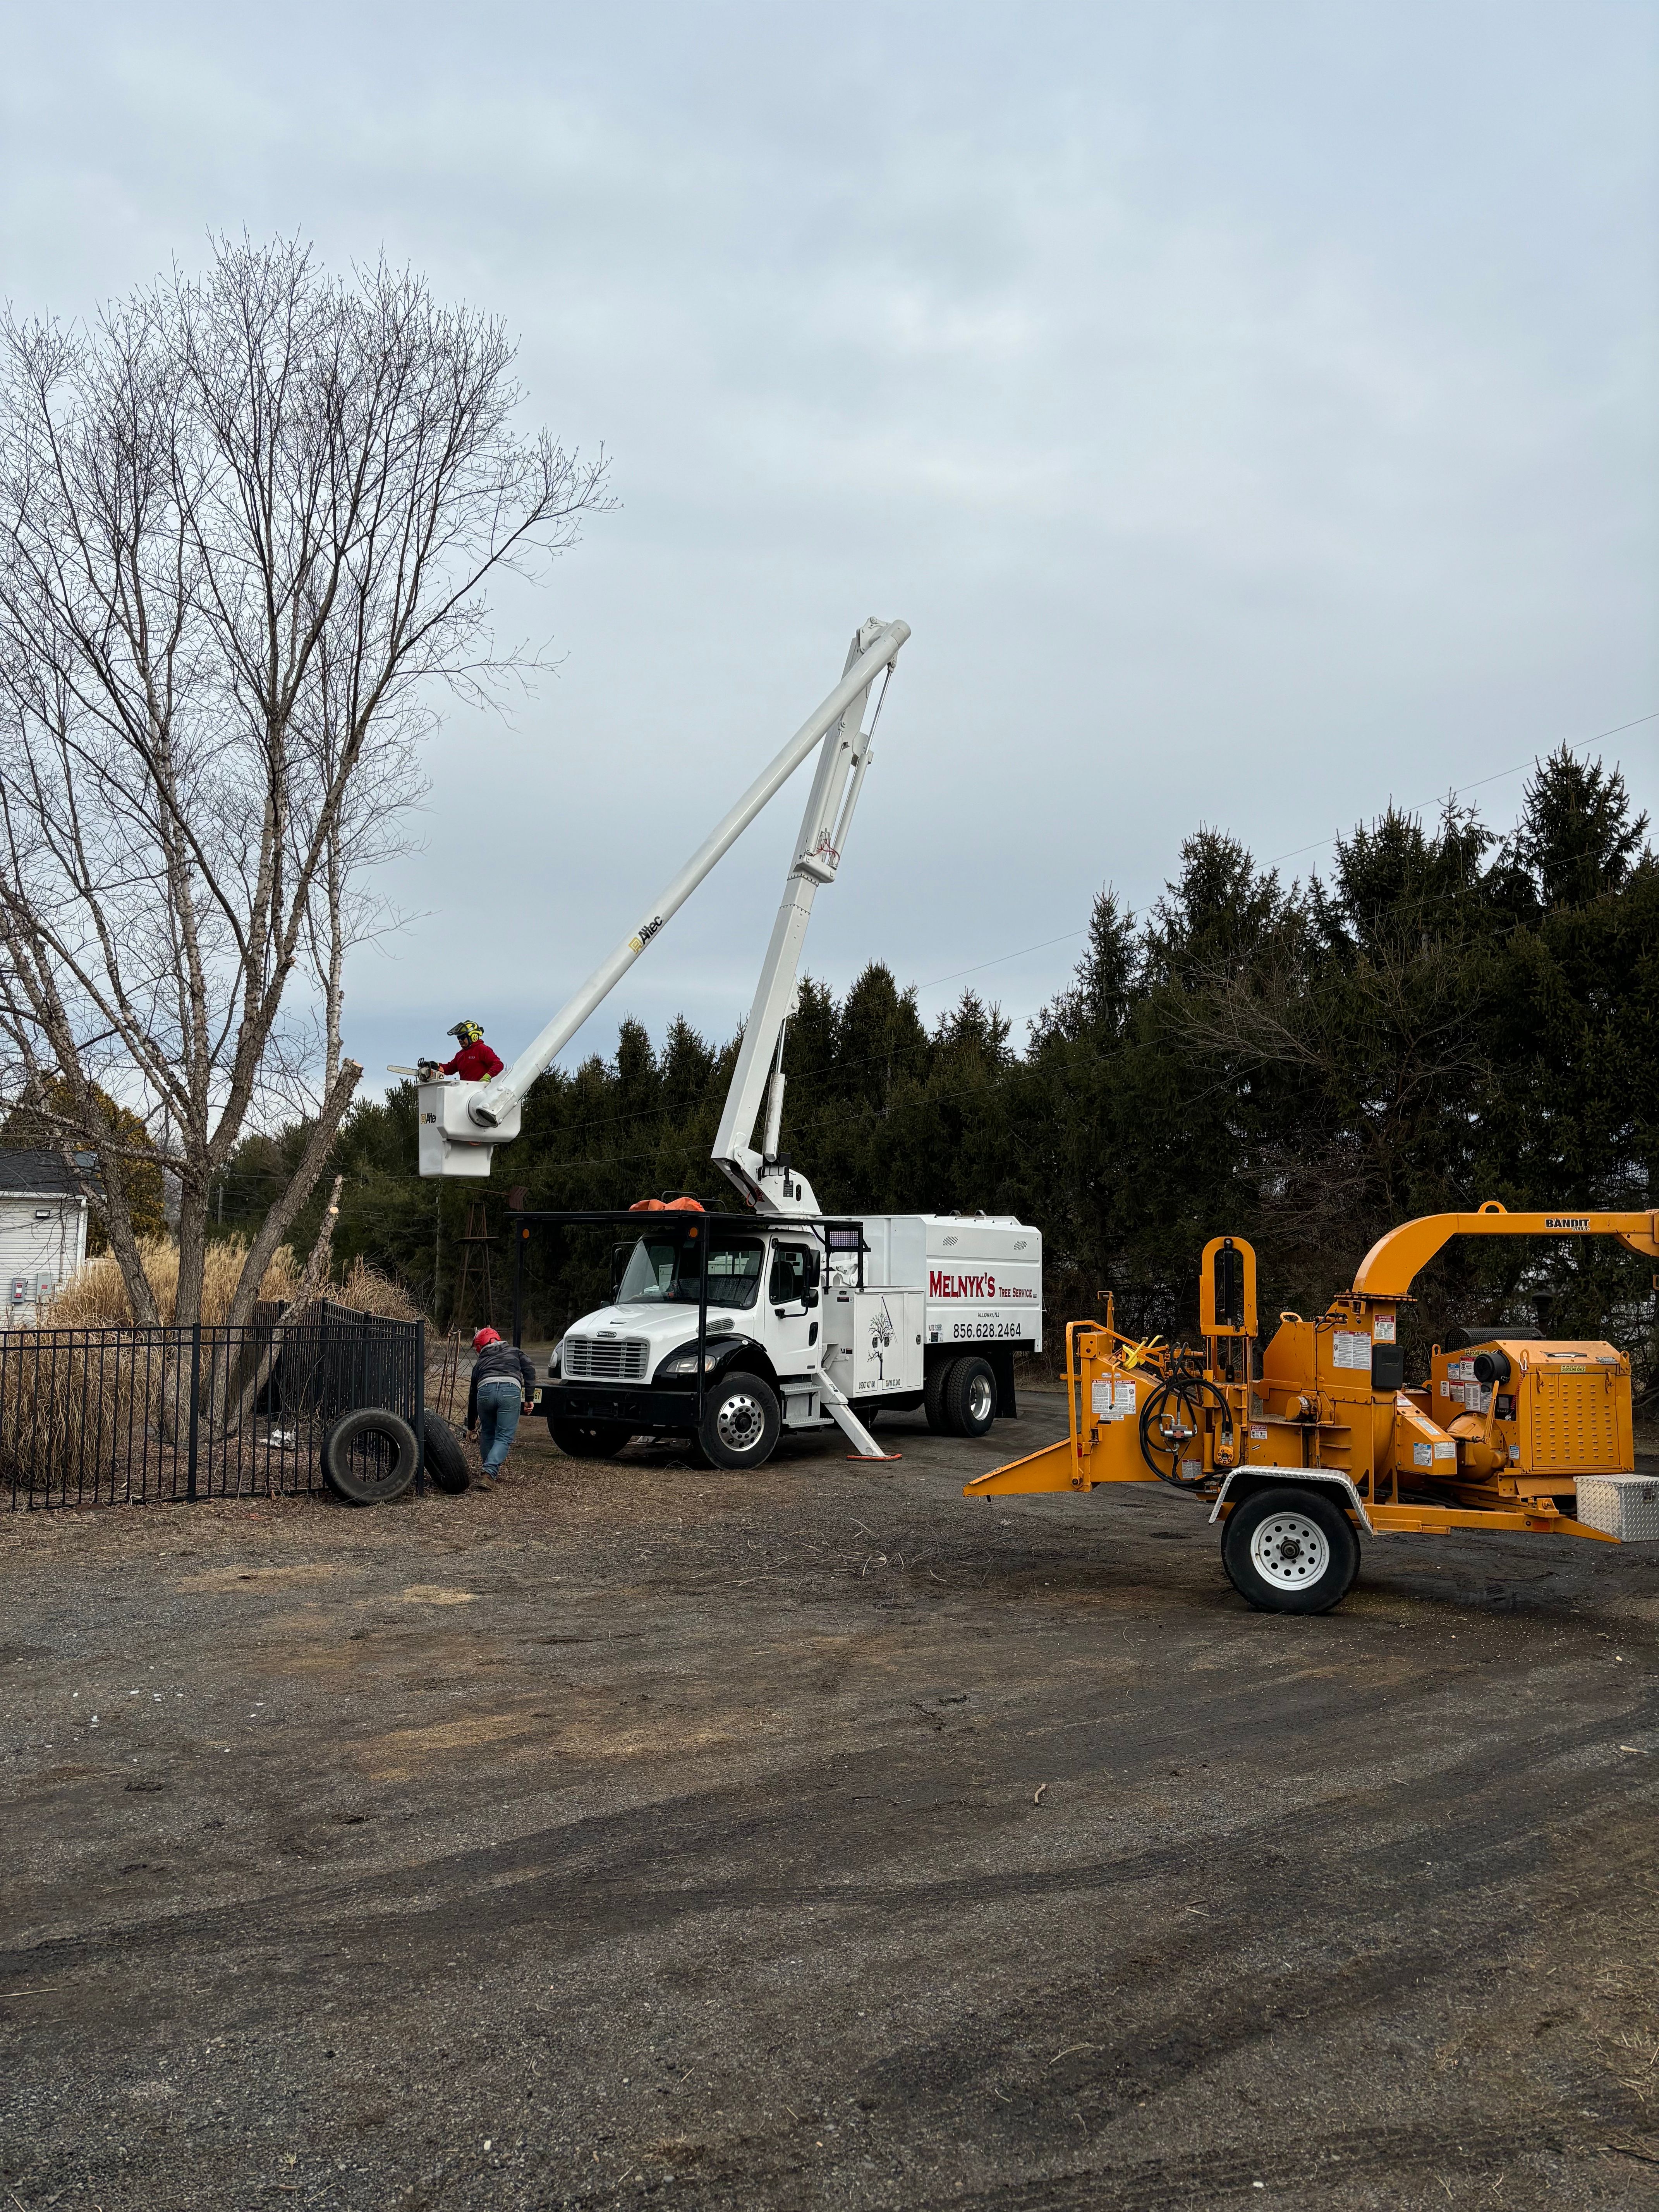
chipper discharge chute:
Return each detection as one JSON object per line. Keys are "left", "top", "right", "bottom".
{"left": 966, "top": 1205, "right": 1659, "bottom": 1615}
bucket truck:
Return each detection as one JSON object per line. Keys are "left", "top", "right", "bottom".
{"left": 409, "top": 618, "right": 1043, "bottom": 1468}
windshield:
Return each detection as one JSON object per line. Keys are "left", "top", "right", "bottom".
{"left": 615, "top": 1235, "right": 764, "bottom": 1311}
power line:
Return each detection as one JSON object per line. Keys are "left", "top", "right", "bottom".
{"left": 363, "top": 709, "right": 1653, "bottom": 1160}
{"left": 1264, "top": 709, "right": 1658, "bottom": 868}
{"left": 905, "top": 708, "right": 1656, "bottom": 993}
{"left": 912, "top": 929, "right": 1091, "bottom": 996}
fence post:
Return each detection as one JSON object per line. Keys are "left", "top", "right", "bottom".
{"left": 414, "top": 1316, "right": 426, "bottom": 1497}
{"left": 186, "top": 1322, "right": 201, "bottom": 1502}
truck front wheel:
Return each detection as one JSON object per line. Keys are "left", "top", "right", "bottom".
{"left": 1220, "top": 1486, "right": 1358, "bottom": 1615}
{"left": 699, "top": 1372, "right": 781, "bottom": 1469}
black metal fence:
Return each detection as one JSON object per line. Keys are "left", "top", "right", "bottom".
{"left": 0, "top": 1301, "right": 425, "bottom": 1509}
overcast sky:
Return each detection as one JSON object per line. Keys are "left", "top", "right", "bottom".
{"left": 4, "top": 2, "right": 1657, "bottom": 1096}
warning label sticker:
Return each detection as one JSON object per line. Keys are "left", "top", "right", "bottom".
{"left": 1333, "top": 1330, "right": 1372, "bottom": 1370}
{"left": 1413, "top": 1441, "right": 1434, "bottom": 1467}
{"left": 1372, "top": 1312, "right": 1396, "bottom": 1343}
{"left": 1091, "top": 1380, "right": 1138, "bottom": 1424}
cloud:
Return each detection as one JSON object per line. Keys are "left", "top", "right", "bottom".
{"left": 3, "top": 0, "right": 1655, "bottom": 1100}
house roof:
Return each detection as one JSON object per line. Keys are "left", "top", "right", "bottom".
{"left": 0, "top": 1149, "right": 91, "bottom": 1199}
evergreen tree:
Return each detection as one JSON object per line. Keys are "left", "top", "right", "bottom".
{"left": 195, "top": 754, "right": 1656, "bottom": 1395}
{"left": 1511, "top": 747, "right": 1650, "bottom": 910}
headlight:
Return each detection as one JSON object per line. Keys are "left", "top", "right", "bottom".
{"left": 548, "top": 1340, "right": 563, "bottom": 1377}
{"left": 660, "top": 1350, "right": 722, "bottom": 1377}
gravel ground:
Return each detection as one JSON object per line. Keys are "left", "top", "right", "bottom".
{"left": 3, "top": 1392, "right": 1659, "bottom": 2211}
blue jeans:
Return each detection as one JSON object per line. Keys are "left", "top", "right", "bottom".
{"left": 476, "top": 1379, "right": 524, "bottom": 1474}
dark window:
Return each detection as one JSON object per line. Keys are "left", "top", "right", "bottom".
{"left": 769, "top": 1245, "right": 811, "bottom": 1306}
{"left": 616, "top": 1236, "right": 765, "bottom": 1311}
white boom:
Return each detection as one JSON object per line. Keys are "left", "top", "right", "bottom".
{"left": 711, "top": 618, "right": 892, "bottom": 1216}
{"left": 415, "top": 618, "right": 908, "bottom": 1178}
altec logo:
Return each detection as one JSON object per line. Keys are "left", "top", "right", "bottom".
{"left": 930, "top": 1269, "right": 997, "bottom": 1299}
{"left": 1544, "top": 1216, "right": 1590, "bottom": 1231}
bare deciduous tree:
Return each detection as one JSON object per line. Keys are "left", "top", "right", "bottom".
{"left": 0, "top": 237, "right": 608, "bottom": 1325}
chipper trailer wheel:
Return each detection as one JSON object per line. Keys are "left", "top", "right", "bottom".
{"left": 1221, "top": 1485, "right": 1360, "bottom": 1616}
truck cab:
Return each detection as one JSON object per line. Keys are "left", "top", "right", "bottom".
{"left": 543, "top": 1210, "right": 1042, "bottom": 1469}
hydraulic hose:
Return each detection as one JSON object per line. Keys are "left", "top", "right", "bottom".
{"left": 1137, "top": 1360, "right": 1235, "bottom": 1490}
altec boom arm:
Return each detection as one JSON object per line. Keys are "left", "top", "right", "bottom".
{"left": 712, "top": 618, "right": 896, "bottom": 1215}
{"left": 421, "top": 619, "right": 908, "bottom": 1175}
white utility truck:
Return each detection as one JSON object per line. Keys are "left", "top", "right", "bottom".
{"left": 409, "top": 619, "right": 1042, "bottom": 1468}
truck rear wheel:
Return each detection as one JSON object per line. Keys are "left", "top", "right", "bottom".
{"left": 699, "top": 1371, "right": 780, "bottom": 1469}
{"left": 943, "top": 1357, "right": 997, "bottom": 1439}
{"left": 924, "top": 1362, "right": 951, "bottom": 1434}
{"left": 1221, "top": 1486, "right": 1358, "bottom": 1615}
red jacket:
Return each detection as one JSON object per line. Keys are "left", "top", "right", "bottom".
{"left": 441, "top": 1041, "right": 504, "bottom": 1082}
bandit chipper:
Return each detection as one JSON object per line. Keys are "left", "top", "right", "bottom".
{"left": 967, "top": 1205, "right": 1659, "bottom": 1614}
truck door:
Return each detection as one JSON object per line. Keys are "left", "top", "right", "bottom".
{"left": 767, "top": 1241, "right": 819, "bottom": 1377}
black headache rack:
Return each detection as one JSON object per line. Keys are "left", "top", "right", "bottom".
{"left": 505, "top": 1207, "right": 869, "bottom": 1433}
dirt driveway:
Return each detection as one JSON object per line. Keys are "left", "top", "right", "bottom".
{"left": 4, "top": 1393, "right": 1658, "bottom": 2210}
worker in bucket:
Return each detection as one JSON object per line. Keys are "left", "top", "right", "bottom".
{"left": 464, "top": 1326, "right": 538, "bottom": 1487}
{"left": 419, "top": 1020, "right": 504, "bottom": 1084}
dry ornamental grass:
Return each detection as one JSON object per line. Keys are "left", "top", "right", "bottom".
{"left": 38, "top": 1238, "right": 418, "bottom": 1326}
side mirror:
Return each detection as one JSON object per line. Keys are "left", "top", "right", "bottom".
{"left": 610, "top": 1243, "right": 629, "bottom": 1297}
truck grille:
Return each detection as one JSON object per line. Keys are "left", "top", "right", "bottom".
{"left": 562, "top": 1335, "right": 649, "bottom": 1382}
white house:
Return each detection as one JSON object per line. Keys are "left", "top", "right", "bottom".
{"left": 0, "top": 1151, "right": 89, "bottom": 1323}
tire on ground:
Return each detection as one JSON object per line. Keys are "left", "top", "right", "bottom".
{"left": 322, "top": 1408, "right": 420, "bottom": 1507}
{"left": 1220, "top": 1484, "right": 1358, "bottom": 1616}
{"left": 943, "top": 1356, "right": 997, "bottom": 1439}
{"left": 549, "top": 1418, "right": 633, "bottom": 1460}
{"left": 698, "top": 1370, "right": 781, "bottom": 1470}
{"left": 421, "top": 1411, "right": 469, "bottom": 1494}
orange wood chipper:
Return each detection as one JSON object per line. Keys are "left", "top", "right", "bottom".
{"left": 966, "top": 1205, "right": 1659, "bottom": 1614}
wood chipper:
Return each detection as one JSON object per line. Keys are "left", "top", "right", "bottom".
{"left": 966, "top": 1204, "right": 1659, "bottom": 1614}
